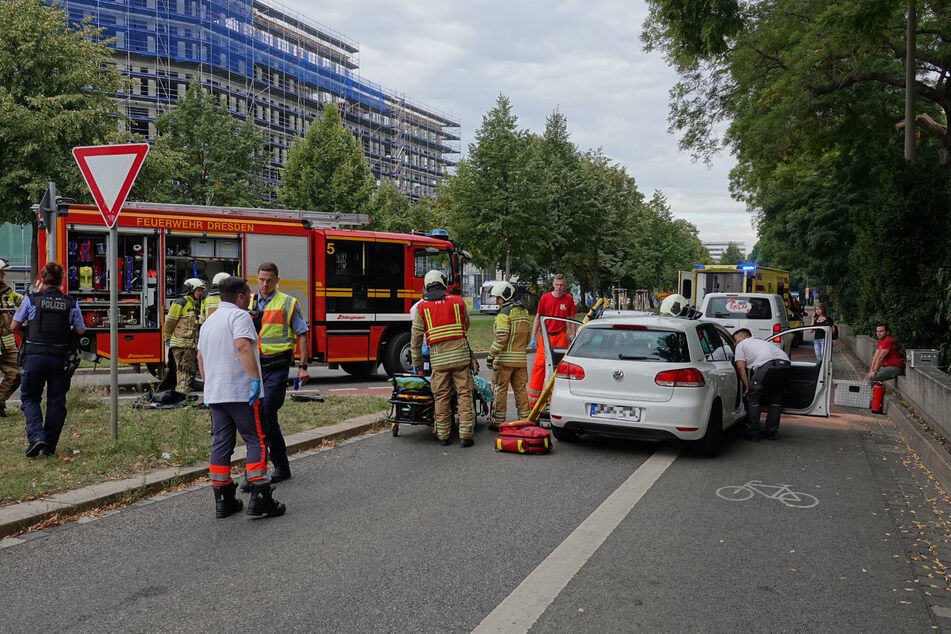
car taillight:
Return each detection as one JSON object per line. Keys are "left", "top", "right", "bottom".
{"left": 556, "top": 360, "right": 585, "bottom": 380}
{"left": 772, "top": 322, "right": 782, "bottom": 344}
{"left": 655, "top": 368, "right": 705, "bottom": 387}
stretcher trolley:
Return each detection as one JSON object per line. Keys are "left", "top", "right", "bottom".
{"left": 387, "top": 372, "right": 493, "bottom": 437}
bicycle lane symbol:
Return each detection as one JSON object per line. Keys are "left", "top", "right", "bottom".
{"left": 716, "top": 480, "right": 819, "bottom": 508}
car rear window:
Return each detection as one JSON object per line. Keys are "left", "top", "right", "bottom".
{"left": 571, "top": 327, "right": 689, "bottom": 362}
{"left": 704, "top": 296, "right": 773, "bottom": 320}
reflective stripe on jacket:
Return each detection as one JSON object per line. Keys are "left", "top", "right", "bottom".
{"left": 165, "top": 295, "right": 199, "bottom": 348}
{"left": 411, "top": 295, "right": 470, "bottom": 369}
{"left": 489, "top": 302, "right": 531, "bottom": 366}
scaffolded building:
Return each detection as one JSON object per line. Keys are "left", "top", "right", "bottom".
{"left": 55, "top": 0, "right": 461, "bottom": 201}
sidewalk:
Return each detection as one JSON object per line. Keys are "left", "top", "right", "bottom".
{"left": 0, "top": 411, "right": 387, "bottom": 540}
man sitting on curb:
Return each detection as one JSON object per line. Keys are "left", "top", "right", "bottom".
{"left": 866, "top": 323, "right": 905, "bottom": 383}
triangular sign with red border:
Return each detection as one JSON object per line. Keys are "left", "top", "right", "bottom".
{"left": 72, "top": 144, "right": 150, "bottom": 228}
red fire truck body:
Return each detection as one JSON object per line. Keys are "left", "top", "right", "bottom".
{"left": 38, "top": 202, "right": 465, "bottom": 376}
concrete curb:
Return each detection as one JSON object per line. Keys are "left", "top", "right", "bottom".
{"left": 0, "top": 411, "right": 387, "bottom": 539}
{"left": 885, "top": 395, "right": 951, "bottom": 495}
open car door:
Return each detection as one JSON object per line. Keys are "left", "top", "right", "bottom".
{"left": 776, "top": 324, "right": 834, "bottom": 416}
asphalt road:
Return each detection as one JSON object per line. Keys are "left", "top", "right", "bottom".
{"left": 0, "top": 402, "right": 940, "bottom": 632}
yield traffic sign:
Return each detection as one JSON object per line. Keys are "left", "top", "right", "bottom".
{"left": 72, "top": 144, "right": 150, "bottom": 228}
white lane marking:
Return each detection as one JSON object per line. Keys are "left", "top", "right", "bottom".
{"left": 472, "top": 445, "right": 681, "bottom": 633}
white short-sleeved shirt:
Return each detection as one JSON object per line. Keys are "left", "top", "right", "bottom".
{"left": 735, "top": 336, "right": 789, "bottom": 371}
{"left": 198, "top": 300, "right": 263, "bottom": 404}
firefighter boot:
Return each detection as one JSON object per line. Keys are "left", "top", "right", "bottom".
{"left": 247, "top": 482, "right": 286, "bottom": 518}
{"left": 213, "top": 482, "right": 243, "bottom": 519}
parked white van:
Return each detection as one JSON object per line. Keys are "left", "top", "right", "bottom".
{"left": 699, "top": 292, "right": 792, "bottom": 354}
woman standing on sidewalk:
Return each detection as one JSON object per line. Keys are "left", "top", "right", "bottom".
{"left": 811, "top": 303, "right": 834, "bottom": 361}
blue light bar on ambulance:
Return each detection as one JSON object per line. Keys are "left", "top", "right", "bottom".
{"left": 739, "top": 264, "right": 756, "bottom": 271}
{"left": 428, "top": 229, "right": 450, "bottom": 240}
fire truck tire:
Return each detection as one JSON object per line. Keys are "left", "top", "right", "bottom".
{"left": 382, "top": 331, "right": 412, "bottom": 376}
{"left": 341, "top": 362, "right": 378, "bottom": 377}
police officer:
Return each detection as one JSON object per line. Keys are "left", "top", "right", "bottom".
{"left": 164, "top": 277, "right": 204, "bottom": 393}
{"left": 486, "top": 281, "right": 531, "bottom": 430}
{"left": 411, "top": 270, "right": 475, "bottom": 447}
{"left": 11, "top": 261, "right": 85, "bottom": 458}
{"left": 0, "top": 258, "right": 24, "bottom": 417}
{"left": 250, "top": 262, "right": 310, "bottom": 482}
{"left": 200, "top": 271, "right": 230, "bottom": 323}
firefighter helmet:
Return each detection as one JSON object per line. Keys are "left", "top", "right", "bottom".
{"left": 659, "top": 293, "right": 687, "bottom": 317}
{"left": 0, "top": 258, "right": 9, "bottom": 271}
{"left": 212, "top": 272, "right": 230, "bottom": 286}
{"left": 424, "top": 270, "right": 447, "bottom": 289}
{"left": 183, "top": 278, "right": 206, "bottom": 294}
{"left": 490, "top": 281, "right": 515, "bottom": 302}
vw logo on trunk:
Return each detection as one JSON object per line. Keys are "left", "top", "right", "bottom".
{"left": 612, "top": 368, "right": 624, "bottom": 381}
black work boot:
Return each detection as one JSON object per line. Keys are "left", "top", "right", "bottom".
{"left": 247, "top": 482, "right": 286, "bottom": 518}
{"left": 213, "top": 482, "right": 243, "bottom": 519}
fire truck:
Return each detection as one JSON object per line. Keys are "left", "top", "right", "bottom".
{"left": 37, "top": 202, "right": 468, "bottom": 377}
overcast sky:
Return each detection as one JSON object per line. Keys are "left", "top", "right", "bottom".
{"left": 274, "top": 0, "right": 756, "bottom": 251}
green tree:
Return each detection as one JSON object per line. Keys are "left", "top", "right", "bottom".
{"left": 134, "top": 82, "right": 268, "bottom": 206}
{"left": 279, "top": 103, "right": 375, "bottom": 214}
{"left": 444, "top": 94, "right": 532, "bottom": 278}
{"left": 366, "top": 181, "right": 439, "bottom": 233}
{"left": 0, "top": 0, "right": 124, "bottom": 225}
{"left": 718, "top": 242, "right": 745, "bottom": 264}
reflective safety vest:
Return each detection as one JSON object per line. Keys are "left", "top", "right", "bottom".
{"left": 419, "top": 297, "right": 467, "bottom": 343}
{"left": 254, "top": 291, "right": 298, "bottom": 355}
{"left": 200, "top": 292, "right": 220, "bottom": 323}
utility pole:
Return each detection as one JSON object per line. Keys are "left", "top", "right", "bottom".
{"left": 905, "top": 0, "right": 917, "bottom": 161}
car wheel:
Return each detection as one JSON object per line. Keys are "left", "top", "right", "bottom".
{"left": 552, "top": 426, "right": 581, "bottom": 442}
{"left": 695, "top": 407, "right": 723, "bottom": 457}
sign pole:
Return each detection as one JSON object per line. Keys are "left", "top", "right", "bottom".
{"left": 72, "top": 143, "right": 149, "bottom": 444}
{"left": 109, "top": 226, "right": 119, "bottom": 440}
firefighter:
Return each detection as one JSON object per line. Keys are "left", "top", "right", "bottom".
{"left": 486, "top": 281, "right": 531, "bottom": 430}
{"left": 200, "top": 272, "right": 230, "bottom": 323}
{"left": 164, "top": 278, "right": 204, "bottom": 394}
{"left": 249, "top": 262, "right": 310, "bottom": 483}
{"left": 0, "top": 258, "right": 24, "bottom": 417}
{"left": 11, "top": 262, "right": 86, "bottom": 457}
{"left": 410, "top": 270, "right": 475, "bottom": 447}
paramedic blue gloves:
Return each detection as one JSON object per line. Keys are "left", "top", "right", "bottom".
{"left": 529, "top": 338, "right": 537, "bottom": 351}
{"left": 411, "top": 366, "right": 422, "bottom": 376}
{"left": 248, "top": 378, "right": 261, "bottom": 405}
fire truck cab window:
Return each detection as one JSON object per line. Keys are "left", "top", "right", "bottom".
{"left": 414, "top": 250, "right": 451, "bottom": 283}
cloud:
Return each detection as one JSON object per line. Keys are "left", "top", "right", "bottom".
{"left": 272, "top": 0, "right": 754, "bottom": 247}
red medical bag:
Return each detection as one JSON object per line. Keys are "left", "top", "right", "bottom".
{"left": 495, "top": 421, "right": 551, "bottom": 455}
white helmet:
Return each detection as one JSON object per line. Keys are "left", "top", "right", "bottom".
{"left": 0, "top": 257, "right": 9, "bottom": 271}
{"left": 212, "top": 272, "right": 230, "bottom": 286}
{"left": 183, "top": 277, "right": 206, "bottom": 294}
{"left": 659, "top": 293, "right": 687, "bottom": 316}
{"left": 490, "top": 281, "right": 515, "bottom": 301}
{"left": 424, "top": 270, "right": 447, "bottom": 289}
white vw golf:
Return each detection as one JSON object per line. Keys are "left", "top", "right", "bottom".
{"left": 543, "top": 314, "right": 832, "bottom": 456}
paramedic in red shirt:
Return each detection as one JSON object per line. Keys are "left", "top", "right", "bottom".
{"left": 866, "top": 323, "right": 905, "bottom": 382}
{"left": 527, "top": 274, "right": 577, "bottom": 408}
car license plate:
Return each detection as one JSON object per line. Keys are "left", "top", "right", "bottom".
{"left": 590, "top": 403, "right": 641, "bottom": 422}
